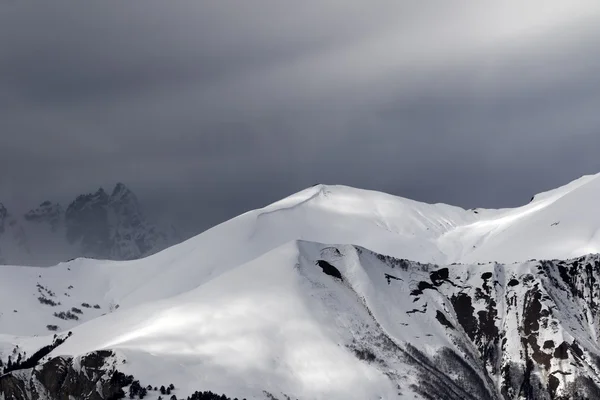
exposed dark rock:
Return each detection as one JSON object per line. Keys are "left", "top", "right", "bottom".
{"left": 554, "top": 342, "right": 570, "bottom": 360}
{"left": 0, "top": 350, "right": 133, "bottom": 400}
{"left": 571, "top": 341, "right": 584, "bottom": 359}
{"left": 507, "top": 279, "right": 519, "bottom": 287}
{"left": 411, "top": 281, "right": 436, "bottom": 296}
{"left": 316, "top": 260, "right": 343, "bottom": 280}
{"left": 430, "top": 268, "right": 449, "bottom": 286}
{"left": 435, "top": 310, "right": 454, "bottom": 329}
{"left": 451, "top": 293, "right": 478, "bottom": 340}
{"left": 384, "top": 273, "right": 402, "bottom": 285}
{"left": 543, "top": 340, "right": 555, "bottom": 350}
{"left": 522, "top": 288, "right": 542, "bottom": 336}
{"left": 548, "top": 374, "right": 560, "bottom": 398}
{"left": 0, "top": 372, "right": 29, "bottom": 400}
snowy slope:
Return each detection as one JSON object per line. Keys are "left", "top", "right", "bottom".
{"left": 256, "top": 173, "right": 600, "bottom": 264}
{"left": 2, "top": 242, "right": 600, "bottom": 399}
{"left": 442, "top": 173, "right": 600, "bottom": 263}
{"left": 3, "top": 174, "right": 600, "bottom": 399}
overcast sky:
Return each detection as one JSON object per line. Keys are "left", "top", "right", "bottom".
{"left": 2, "top": 1, "right": 600, "bottom": 235}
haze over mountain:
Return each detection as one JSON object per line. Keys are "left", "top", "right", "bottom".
{"left": 0, "top": 183, "right": 179, "bottom": 266}
{"left": 3, "top": 174, "right": 600, "bottom": 399}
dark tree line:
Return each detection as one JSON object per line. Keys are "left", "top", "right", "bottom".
{"left": 186, "top": 391, "right": 245, "bottom": 400}
{"left": 38, "top": 296, "right": 59, "bottom": 306}
{"left": 54, "top": 311, "right": 79, "bottom": 320}
{"left": 123, "top": 379, "right": 243, "bottom": 400}
{"left": 160, "top": 384, "right": 176, "bottom": 395}
{"left": 2, "top": 332, "right": 72, "bottom": 374}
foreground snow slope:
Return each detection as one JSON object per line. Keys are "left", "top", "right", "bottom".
{"left": 3, "top": 241, "right": 600, "bottom": 399}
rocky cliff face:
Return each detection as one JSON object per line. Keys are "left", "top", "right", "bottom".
{"left": 350, "top": 251, "right": 600, "bottom": 399}
{"left": 1, "top": 349, "right": 237, "bottom": 400}
{"left": 0, "top": 184, "right": 179, "bottom": 266}
{"left": 0, "top": 350, "right": 133, "bottom": 400}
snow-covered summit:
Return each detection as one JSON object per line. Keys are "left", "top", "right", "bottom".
{"left": 168, "top": 173, "right": 600, "bottom": 272}
{"left": 0, "top": 183, "right": 179, "bottom": 266}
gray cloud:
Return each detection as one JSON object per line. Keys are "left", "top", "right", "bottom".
{"left": 2, "top": 1, "right": 600, "bottom": 235}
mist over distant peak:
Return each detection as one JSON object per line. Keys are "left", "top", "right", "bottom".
{"left": 0, "top": 183, "right": 179, "bottom": 266}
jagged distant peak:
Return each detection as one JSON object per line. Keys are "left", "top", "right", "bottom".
{"left": 66, "top": 187, "right": 109, "bottom": 213}
{"left": 25, "top": 200, "right": 62, "bottom": 217}
{"left": 111, "top": 182, "right": 131, "bottom": 197}
{"left": 109, "top": 182, "right": 139, "bottom": 207}
{"left": 92, "top": 187, "right": 109, "bottom": 200}
{"left": 0, "top": 183, "right": 178, "bottom": 266}
{"left": 23, "top": 201, "right": 63, "bottom": 232}
{"left": 65, "top": 184, "right": 138, "bottom": 211}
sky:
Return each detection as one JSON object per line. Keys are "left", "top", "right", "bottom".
{"left": 2, "top": 1, "right": 600, "bottom": 236}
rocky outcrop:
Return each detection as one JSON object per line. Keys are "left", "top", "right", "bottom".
{"left": 1, "top": 350, "right": 242, "bottom": 400}
{"left": 0, "top": 350, "right": 132, "bottom": 400}
{"left": 368, "top": 252, "right": 600, "bottom": 399}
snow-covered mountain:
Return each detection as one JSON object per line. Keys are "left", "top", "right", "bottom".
{"left": 3, "top": 174, "right": 600, "bottom": 399}
{"left": 0, "top": 183, "right": 179, "bottom": 266}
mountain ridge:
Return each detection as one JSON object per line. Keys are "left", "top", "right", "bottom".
{"left": 3, "top": 174, "right": 600, "bottom": 399}
{"left": 0, "top": 183, "right": 179, "bottom": 266}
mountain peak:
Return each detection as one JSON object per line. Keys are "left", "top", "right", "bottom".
{"left": 111, "top": 182, "right": 131, "bottom": 197}
{"left": 0, "top": 184, "right": 178, "bottom": 266}
{"left": 68, "top": 188, "right": 109, "bottom": 212}
{"left": 109, "top": 183, "right": 138, "bottom": 207}
{"left": 95, "top": 187, "right": 107, "bottom": 196}
{"left": 24, "top": 201, "right": 63, "bottom": 231}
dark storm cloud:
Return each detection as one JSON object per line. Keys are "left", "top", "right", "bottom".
{"left": 2, "top": 1, "right": 600, "bottom": 235}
